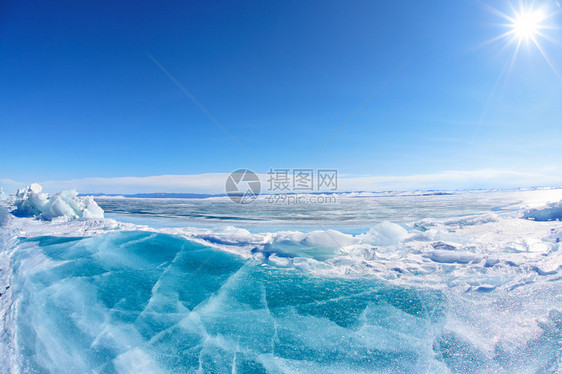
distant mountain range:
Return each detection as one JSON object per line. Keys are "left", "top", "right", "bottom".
{"left": 85, "top": 192, "right": 225, "bottom": 199}
{"left": 83, "top": 191, "right": 457, "bottom": 199}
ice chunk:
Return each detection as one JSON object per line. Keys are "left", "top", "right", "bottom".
{"left": 13, "top": 183, "right": 49, "bottom": 216}
{"left": 260, "top": 230, "right": 357, "bottom": 260}
{"left": 360, "top": 221, "right": 408, "bottom": 246}
{"left": 13, "top": 184, "right": 104, "bottom": 221}
{"left": 427, "top": 250, "right": 478, "bottom": 264}
{"left": 300, "top": 229, "right": 356, "bottom": 248}
{"left": 523, "top": 200, "right": 562, "bottom": 221}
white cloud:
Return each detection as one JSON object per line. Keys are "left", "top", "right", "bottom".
{"left": 39, "top": 174, "right": 231, "bottom": 194}
{"left": 1, "top": 168, "right": 561, "bottom": 195}
{"left": 338, "top": 169, "right": 562, "bottom": 191}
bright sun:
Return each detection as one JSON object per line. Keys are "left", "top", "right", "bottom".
{"left": 511, "top": 8, "right": 545, "bottom": 40}
{"left": 482, "top": 1, "right": 561, "bottom": 81}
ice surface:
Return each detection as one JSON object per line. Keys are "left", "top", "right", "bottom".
{"left": 94, "top": 187, "right": 562, "bottom": 225}
{"left": 3, "top": 232, "right": 449, "bottom": 372}
{"left": 4, "top": 230, "right": 560, "bottom": 373}
{"left": 0, "top": 188, "right": 561, "bottom": 373}
{"left": 13, "top": 183, "right": 104, "bottom": 221}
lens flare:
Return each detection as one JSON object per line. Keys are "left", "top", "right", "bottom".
{"left": 481, "top": 2, "right": 561, "bottom": 81}
{"left": 511, "top": 8, "right": 545, "bottom": 39}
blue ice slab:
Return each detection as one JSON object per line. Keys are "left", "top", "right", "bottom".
{"left": 11, "top": 231, "right": 561, "bottom": 373}
{"left": 11, "top": 231, "right": 451, "bottom": 373}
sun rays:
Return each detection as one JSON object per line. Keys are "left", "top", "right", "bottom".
{"left": 483, "top": 1, "right": 562, "bottom": 80}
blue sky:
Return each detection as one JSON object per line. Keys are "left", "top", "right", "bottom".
{"left": 1, "top": 0, "right": 562, "bottom": 192}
